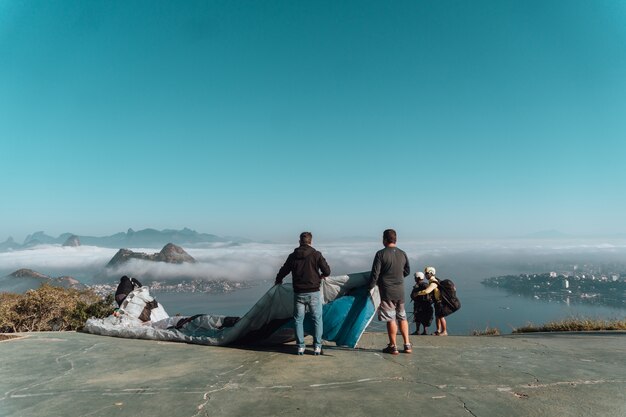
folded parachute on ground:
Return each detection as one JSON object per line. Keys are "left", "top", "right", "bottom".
{"left": 83, "top": 272, "right": 379, "bottom": 348}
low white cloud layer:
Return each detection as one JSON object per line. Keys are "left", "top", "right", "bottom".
{"left": 2, "top": 239, "right": 626, "bottom": 283}
{"left": 0, "top": 245, "right": 117, "bottom": 274}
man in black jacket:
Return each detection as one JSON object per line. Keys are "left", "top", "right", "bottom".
{"left": 275, "top": 232, "right": 331, "bottom": 355}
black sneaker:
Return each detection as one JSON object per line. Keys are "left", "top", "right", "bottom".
{"left": 382, "top": 344, "right": 399, "bottom": 355}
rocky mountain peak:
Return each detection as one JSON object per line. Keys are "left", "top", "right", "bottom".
{"left": 9, "top": 269, "right": 50, "bottom": 280}
{"left": 106, "top": 249, "right": 138, "bottom": 267}
{"left": 62, "top": 235, "right": 81, "bottom": 247}
{"left": 0, "top": 237, "right": 19, "bottom": 251}
{"left": 23, "top": 231, "right": 55, "bottom": 246}
{"left": 106, "top": 244, "right": 196, "bottom": 268}
{"left": 159, "top": 243, "right": 196, "bottom": 264}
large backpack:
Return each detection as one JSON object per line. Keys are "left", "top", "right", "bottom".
{"left": 436, "top": 279, "right": 461, "bottom": 317}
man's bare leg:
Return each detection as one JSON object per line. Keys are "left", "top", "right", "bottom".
{"left": 387, "top": 320, "right": 398, "bottom": 346}
{"left": 440, "top": 317, "right": 448, "bottom": 335}
{"left": 399, "top": 319, "right": 410, "bottom": 345}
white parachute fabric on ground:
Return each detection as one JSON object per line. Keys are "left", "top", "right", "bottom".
{"left": 83, "top": 272, "right": 379, "bottom": 347}
{"left": 322, "top": 272, "right": 380, "bottom": 305}
{"left": 120, "top": 286, "right": 169, "bottom": 322}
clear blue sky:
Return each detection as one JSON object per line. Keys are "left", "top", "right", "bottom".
{"left": 1, "top": 1, "right": 625, "bottom": 242}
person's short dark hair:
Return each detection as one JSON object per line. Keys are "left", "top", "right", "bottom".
{"left": 299, "top": 231, "right": 312, "bottom": 245}
{"left": 383, "top": 229, "right": 397, "bottom": 244}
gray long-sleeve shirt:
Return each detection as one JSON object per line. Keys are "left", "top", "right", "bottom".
{"left": 368, "top": 246, "right": 410, "bottom": 301}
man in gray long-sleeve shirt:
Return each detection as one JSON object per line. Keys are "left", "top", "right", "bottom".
{"left": 369, "top": 229, "right": 412, "bottom": 354}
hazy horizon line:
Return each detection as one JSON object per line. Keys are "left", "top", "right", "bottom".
{"left": 3, "top": 227, "right": 626, "bottom": 245}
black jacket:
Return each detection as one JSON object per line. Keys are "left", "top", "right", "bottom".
{"left": 275, "top": 245, "right": 331, "bottom": 293}
{"left": 114, "top": 276, "right": 142, "bottom": 306}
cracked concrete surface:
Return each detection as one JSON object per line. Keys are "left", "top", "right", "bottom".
{"left": 0, "top": 331, "right": 624, "bottom": 416}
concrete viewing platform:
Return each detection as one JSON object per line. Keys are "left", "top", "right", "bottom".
{"left": 1, "top": 331, "right": 625, "bottom": 417}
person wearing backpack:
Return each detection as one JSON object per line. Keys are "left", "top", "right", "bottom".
{"left": 410, "top": 271, "right": 434, "bottom": 335}
{"left": 114, "top": 275, "right": 143, "bottom": 307}
{"left": 416, "top": 266, "right": 450, "bottom": 336}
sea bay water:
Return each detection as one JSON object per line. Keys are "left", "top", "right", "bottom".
{"left": 154, "top": 275, "right": 624, "bottom": 336}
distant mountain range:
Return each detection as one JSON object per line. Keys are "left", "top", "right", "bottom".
{"left": 0, "top": 228, "right": 251, "bottom": 252}
{"left": 520, "top": 230, "right": 571, "bottom": 239}
{"left": 518, "top": 230, "right": 626, "bottom": 239}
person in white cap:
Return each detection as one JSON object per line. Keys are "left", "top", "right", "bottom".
{"left": 410, "top": 271, "right": 434, "bottom": 335}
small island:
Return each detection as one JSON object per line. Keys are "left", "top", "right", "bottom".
{"left": 7, "top": 268, "right": 85, "bottom": 290}
{"left": 106, "top": 243, "right": 196, "bottom": 267}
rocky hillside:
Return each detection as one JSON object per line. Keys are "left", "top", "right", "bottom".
{"left": 106, "top": 243, "right": 196, "bottom": 267}
{"left": 9, "top": 268, "right": 50, "bottom": 280}
{"left": 5, "top": 269, "right": 85, "bottom": 290}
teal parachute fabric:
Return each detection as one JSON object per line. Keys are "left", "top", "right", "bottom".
{"left": 84, "top": 272, "right": 380, "bottom": 348}
{"left": 320, "top": 287, "right": 375, "bottom": 347}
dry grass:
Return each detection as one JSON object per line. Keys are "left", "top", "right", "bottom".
{"left": 471, "top": 327, "right": 501, "bottom": 336}
{"left": 0, "top": 284, "right": 115, "bottom": 333}
{"left": 513, "top": 318, "right": 626, "bottom": 333}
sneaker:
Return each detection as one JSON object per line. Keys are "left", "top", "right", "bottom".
{"left": 314, "top": 346, "right": 323, "bottom": 356}
{"left": 297, "top": 347, "right": 305, "bottom": 355}
{"left": 382, "top": 344, "right": 399, "bottom": 355}
{"left": 403, "top": 343, "right": 413, "bottom": 354}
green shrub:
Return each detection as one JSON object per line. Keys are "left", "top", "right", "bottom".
{"left": 0, "top": 284, "right": 115, "bottom": 333}
{"left": 513, "top": 318, "right": 626, "bottom": 333}
{"left": 0, "top": 293, "right": 22, "bottom": 333}
{"left": 471, "top": 327, "right": 501, "bottom": 336}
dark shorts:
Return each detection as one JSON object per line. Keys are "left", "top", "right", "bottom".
{"left": 413, "top": 303, "right": 434, "bottom": 326}
{"left": 435, "top": 301, "right": 453, "bottom": 318}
